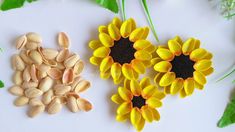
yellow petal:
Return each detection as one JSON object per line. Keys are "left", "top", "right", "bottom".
{"left": 93, "top": 46, "right": 110, "bottom": 58}
{"left": 173, "top": 36, "right": 183, "bottom": 45}
{"left": 100, "top": 70, "right": 111, "bottom": 79}
{"left": 195, "top": 81, "right": 204, "bottom": 90}
{"left": 193, "top": 71, "right": 207, "bottom": 85}
{"left": 100, "top": 56, "right": 113, "bottom": 72}
{"left": 122, "top": 64, "right": 135, "bottom": 80}
{"left": 203, "top": 52, "right": 213, "bottom": 60}
{"left": 144, "top": 45, "right": 157, "bottom": 53}
{"left": 159, "top": 72, "right": 176, "bottom": 87}
{"left": 120, "top": 19, "right": 132, "bottom": 38}
{"left": 98, "top": 25, "right": 108, "bottom": 34}
{"left": 134, "top": 116, "right": 145, "bottom": 131}
{"left": 201, "top": 67, "right": 214, "bottom": 76}
{"left": 142, "top": 85, "right": 157, "bottom": 99}
{"left": 168, "top": 39, "right": 182, "bottom": 56}
{"left": 182, "top": 38, "right": 195, "bottom": 55}
{"left": 154, "top": 61, "right": 172, "bottom": 72}
{"left": 154, "top": 73, "right": 164, "bottom": 84}
{"left": 164, "top": 86, "right": 171, "bottom": 94}
{"left": 129, "top": 18, "right": 136, "bottom": 31}
{"left": 135, "top": 50, "right": 152, "bottom": 61}
{"left": 151, "top": 57, "right": 162, "bottom": 66}
{"left": 90, "top": 56, "right": 102, "bottom": 66}
{"left": 111, "top": 94, "right": 124, "bottom": 104}
{"left": 184, "top": 78, "right": 195, "bottom": 95}
{"left": 142, "top": 60, "right": 152, "bottom": 68}
{"left": 141, "top": 27, "right": 149, "bottom": 39}
{"left": 118, "top": 87, "right": 133, "bottom": 101}
{"left": 152, "top": 91, "right": 166, "bottom": 100}
{"left": 112, "top": 17, "right": 122, "bottom": 29}
{"left": 194, "top": 60, "right": 212, "bottom": 71}
{"left": 156, "top": 48, "right": 174, "bottom": 61}
{"left": 117, "top": 102, "right": 132, "bottom": 115}
{"left": 131, "top": 59, "right": 146, "bottom": 74}
{"left": 108, "top": 23, "right": 121, "bottom": 41}
{"left": 140, "top": 77, "right": 151, "bottom": 89}
{"left": 193, "top": 39, "right": 200, "bottom": 50}
{"left": 146, "top": 97, "right": 162, "bottom": 108}
{"left": 129, "top": 28, "right": 144, "bottom": 42}
{"left": 149, "top": 108, "right": 160, "bottom": 121}
{"left": 114, "top": 75, "right": 124, "bottom": 84}
{"left": 130, "top": 79, "right": 142, "bottom": 96}
{"left": 116, "top": 113, "right": 129, "bottom": 122}
{"left": 190, "top": 48, "right": 207, "bottom": 61}
{"left": 141, "top": 106, "right": 153, "bottom": 122}
{"left": 133, "top": 40, "right": 151, "bottom": 50}
{"left": 124, "top": 79, "right": 131, "bottom": 89}
{"left": 179, "top": 88, "right": 187, "bottom": 98}
{"left": 89, "top": 40, "right": 102, "bottom": 50}
{"left": 99, "top": 33, "right": 114, "bottom": 47}
{"left": 130, "top": 108, "right": 142, "bottom": 126}
{"left": 133, "top": 69, "right": 139, "bottom": 80}
{"left": 111, "top": 63, "right": 122, "bottom": 80}
{"left": 170, "top": 78, "right": 184, "bottom": 95}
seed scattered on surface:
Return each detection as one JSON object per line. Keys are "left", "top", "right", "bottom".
{"left": 9, "top": 32, "right": 92, "bottom": 118}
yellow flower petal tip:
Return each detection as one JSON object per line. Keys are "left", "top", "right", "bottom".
{"left": 89, "top": 18, "right": 155, "bottom": 84}
{"left": 153, "top": 36, "right": 213, "bottom": 98}
{"left": 112, "top": 78, "right": 164, "bottom": 131}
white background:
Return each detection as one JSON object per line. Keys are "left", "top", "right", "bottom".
{"left": 0, "top": 0, "right": 235, "bottom": 132}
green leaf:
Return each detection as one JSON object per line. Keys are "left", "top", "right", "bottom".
{"left": 218, "top": 99, "right": 235, "bottom": 127}
{"left": 0, "top": 80, "right": 4, "bottom": 88}
{"left": 0, "top": 0, "right": 37, "bottom": 11}
{"left": 121, "top": 0, "right": 126, "bottom": 20}
{"left": 96, "top": 0, "right": 119, "bottom": 13}
{"left": 141, "top": 0, "right": 160, "bottom": 42}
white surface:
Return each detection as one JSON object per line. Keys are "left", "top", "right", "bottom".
{"left": 0, "top": 0, "right": 235, "bottom": 132}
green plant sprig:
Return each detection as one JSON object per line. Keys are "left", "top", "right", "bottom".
{"left": 221, "top": 0, "right": 235, "bottom": 19}
{"left": 0, "top": 0, "right": 37, "bottom": 11}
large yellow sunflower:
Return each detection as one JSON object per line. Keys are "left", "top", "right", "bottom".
{"left": 89, "top": 17, "right": 155, "bottom": 84}
{"left": 111, "top": 77, "right": 165, "bottom": 131}
{"left": 152, "top": 36, "right": 214, "bottom": 98}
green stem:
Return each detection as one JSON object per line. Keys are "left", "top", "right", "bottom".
{"left": 217, "top": 68, "right": 235, "bottom": 82}
{"left": 141, "top": 0, "right": 159, "bottom": 42}
{"left": 121, "top": 0, "right": 126, "bottom": 20}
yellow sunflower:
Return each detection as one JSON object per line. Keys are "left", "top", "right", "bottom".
{"left": 111, "top": 77, "right": 165, "bottom": 131}
{"left": 89, "top": 17, "right": 155, "bottom": 84}
{"left": 152, "top": 36, "right": 214, "bottom": 98}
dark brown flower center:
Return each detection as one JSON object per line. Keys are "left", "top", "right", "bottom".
{"left": 109, "top": 38, "right": 136, "bottom": 65}
{"left": 170, "top": 54, "right": 195, "bottom": 79}
{"left": 132, "top": 96, "right": 146, "bottom": 109}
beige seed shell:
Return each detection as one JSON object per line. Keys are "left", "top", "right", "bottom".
{"left": 29, "top": 50, "right": 43, "bottom": 65}
{"left": 64, "top": 54, "right": 80, "bottom": 68}
{"left": 39, "top": 77, "right": 54, "bottom": 92}
{"left": 16, "top": 35, "right": 27, "bottom": 50}
{"left": 25, "top": 42, "right": 39, "bottom": 50}
{"left": 24, "top": 88, "right": 43, "bottom": 98}
{"left": 9, "top": 86, "right": 24, "bottom": 96}
{"left": 74, "top": 60, "right": 84, "bottom": 76}
{"left": 14, "top": 96, "right": 29, "bottom": 106}
{"left": 54, "top": 85, "right": 71, "bottom": 96}
{"left": 30, "top": 64, "right": 38, "bottom": 82}
{"left": 28, "top": 105, "right": 45, "bottom": 118}
{"left": 26, "top": 32, "right": 42, "bottom": 43}
{"left": 23, "top": 66, "right": 31, "bottom": 82}
{"left": 13, "top": 71, "right": 23, "bottom": 85}
{"left": 42, "top": 89, "right": 54, "bottom": 105}
{"left": 22, "top": 81, "right": 38, "bottom": 89}
{"left": 47, "top": 98, "right": 62, "bottom": 114}
{"left": 62, "top": 68, "right": 74, "bottom": 84}
{"left": 67, "top": 96, "right": 79, "bottom": 113}
{"left": 77, "top": 98, "right": 92, "bottom": 112}
{"left": 56, "top": 49, "right": 69, "bottom": 62}
{"left": 58, "top": 32, "right": 70, "bottom": 49}
{"left": 42, "top": 48, "right": 59, "bottom": 60}
{"left": 12, "top": 55, "right": 25, "bottom": 71}
{"left": 29, "top": 98, "right": 44, "bottom": 106}
{"left": 74, "top": 80, "right": 90, "bottom": 94}
{"left": 47, "top": 68, "right": 62, "bottom": 80}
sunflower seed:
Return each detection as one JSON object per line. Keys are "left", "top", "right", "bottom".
{"left": 58, "top": 32, "right": 70, "bottom": 49}
{"left": 16, "top": 35, "right": 27, "bottom": 50}
{"left": 67, "top": 96, "right": 79, "bottom": 113}
{"left": 47, "top": 98, "right": 62, "bottom": 114}
{"left": 9, "top": 86, "right": 24, "bottom": 96}
{"left": 26, "top": 32, "right": 42, "bottom": 43}
{"left": 24, "top": 88, "right": 43, "bottom": 98}
{"left": 14, "top": 96, "right": 29, "bottom": 106}
{"left": 28, "top": 105, "right": 45, "bottom": 118}
{"left": 39, "top": 77, "right": 54, "bottom": 92}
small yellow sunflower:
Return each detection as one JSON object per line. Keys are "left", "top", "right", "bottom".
{"left": 89, "top": 17, "right": 155, "bottom": 84}
{"left": 152, "top": 36, "right": 214, "bottom": 98}
{"left": 111, "top": 77, "right": 165, "bottom": 131}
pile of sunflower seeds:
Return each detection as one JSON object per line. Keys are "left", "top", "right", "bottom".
{"left": 9, "top": 32, "right": 92, "bottom": 118}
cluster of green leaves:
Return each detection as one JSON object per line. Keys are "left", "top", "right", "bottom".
{"left": 221, "top": 0, "right": 235, "bottom": 19}
{"left": 218, "top": 93, "right": 235, "bottom": 127}
{"left": 0, "top": 80, "right": 4, "bottom": 88}
{"left": 95, "top": 0, "right": 119, "bottom": 13}
{"left": 0, "top": 0, "right": 37, "bottom": 11}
